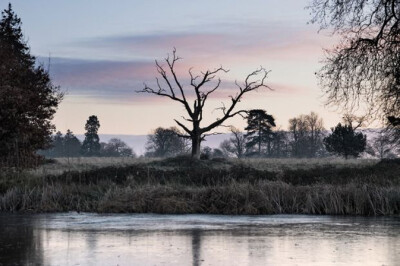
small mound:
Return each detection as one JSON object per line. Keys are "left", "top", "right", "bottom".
{"left": 151, "top": 155, "right": 232, "bottom": 168}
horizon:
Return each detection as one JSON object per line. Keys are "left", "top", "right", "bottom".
{"left": 4, "top": 0, "right": 372, "bottom": 135}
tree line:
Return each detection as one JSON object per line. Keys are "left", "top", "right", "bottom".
{"left": 144, "top": 110, "right": 397, "bottom": 159}
{"left": 1, "top": 2, "right": 399, "bottom": 166}
{"left": 40, "top": 115, "right": 135, "bottom": 158}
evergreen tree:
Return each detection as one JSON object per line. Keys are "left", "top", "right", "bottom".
{"left": 81, "top": 116, "right": 101, "bottom": 156}
{"left": 51, "top": 131, "right": 64, "bottom": 157}
{"left": 64, "top": 130, "right": 81, "bottom": 157}
{"left": 323, "top": 123, "right": 366, "bottom": 159}
{"left": 245, "top": 109, "right": 276, "bottom": 157}
{"left": 0, "top": 4, "right": 62, "bottom": 166}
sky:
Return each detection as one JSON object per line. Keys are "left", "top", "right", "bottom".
{"left": 4, "top": 0, "right": 344, "bottom": 135}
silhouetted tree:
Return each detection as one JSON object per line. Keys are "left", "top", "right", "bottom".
{"left": 288, "top": 112, "right": 325, "bottom": 157}
{"left": 145, "top": 127, "right": 188, "bottom": 157}
{"left": 367, "top": 130, "right": 397, "bottom": 159}
{"left": 45, "top": 131, "right": 64, "bottom": 158}
{"left": 219, "top": 126, "right": 247, "bottom": 158}
{"left": 245, "top": 109, "right": 276, "bottom": 157}
{"left": 138, "top": 49, "right": 270, "bottom": 159}
{"left": 324, "top": 123, "right": 367, "bottom": 159}
{"left": 271, "top": 129, "right": 290, "bottom": 157}
{"left": 101, "top": 138, "right": 135, "bottom": 157}
{"left": 0, "top": 4, "right": 62, "bottom": 166}
{"left": 81, "top": 115, "right": 101, "bottom": 156}
{"left": 63, "top": 130, "right": 81, "bottom": 157}
{"left": 309, "top": 0, "right": 400, "bottom": 128}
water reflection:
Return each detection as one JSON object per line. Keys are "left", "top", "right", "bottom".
{"left": 0, "top": 214, "right": 399, "bottom": 265}
{"left": 0, "top": 215, "right": 43, "bottom": 265}
{"left": 191, "top": 229, "right": 202, "bottom": 266}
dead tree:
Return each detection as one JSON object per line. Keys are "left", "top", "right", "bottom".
{"left": 138, "top": 49, "right": 270, "bottom": 158}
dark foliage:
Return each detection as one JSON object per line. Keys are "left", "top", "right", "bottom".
{"left": 146, "top": 127, "right": 187, "bottom": 157}
{"left": 0, "top": 4, "right": 62, "bottom": 167}
{"left": 81, "top": 116, "right": 101, "bottom": 156}
{"left": 101, "top": 138, "right": 135, "bottom": 157}
{"left": 324, "top": 123, "right": 367, "bottom": 158}
{"left": 288, "top": 112, "right": 325, "bottom": 158}
{"left": 41, "top": 130, "right": 81, "bottom": 158}
{"left": 245, "top": 109, "right": 276, "bottom": 157}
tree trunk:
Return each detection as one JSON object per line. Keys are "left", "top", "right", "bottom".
{"left": 191, "top": 135, "right": 201, "bottom": 159}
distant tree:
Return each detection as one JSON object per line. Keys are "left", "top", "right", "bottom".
{"left": 288, "top": 116, "right": 309, "bottom": 157}
{"left": 0, "top": 4, "right": 62, "bottom": 166}
{"left": 288, "top": 112, "right": 325, "bottom": 157}
{"left": 138, "top": 49, "right": 270, "bottom": 159}
{"left": 145, "top": 127, "right": 188, "bottom": 157}
{"left": 81, "top": 115, "right": 101, "bottom": 156}
{"left": 271, "top": 129, "right": 290, "bottom": 158}
{"left": 245, "top": 110, "right": 276, "bottom": 157}
{"left": 369, "top": 130, "right": 397, "bottom": 159}
{"left": 306, "top": 112, "right": 325, "bottom": 156}
{"left": 324, "top": 123, "right": 367, "bottom": 159}
{"left": 63, "top": 130, "right": 81, "bottom": 158}
{"left": 219, "top": 126, "right": 247, "bottom": 158}
{"left": 45, "top": 131, "right": 64, "bottom": 158}
{"left": 101, "top": 138, "right": 135, "bottom": 157}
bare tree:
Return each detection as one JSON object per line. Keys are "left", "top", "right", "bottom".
{"left": 342, "top": 114, "right": 367, "bottom": 130}
{"left": 309, "top": 0, "right": 400, "bottom": 125}
{"left": 138, "top": 49, "right": 270, "bottom": 158}
{"left": 305, "top": 112, "right": 325, "bottom": 156}
{"left": 219, "top": 126, "right": 247, "bottom": 158}
{"left": 145, "top": 127, "right": 188, "bottom": 157}
{"left": 370, "top": 130, "right": 396, "bottom": 159}
{"left": 288, "top": 112, "right": 325, "bottom": 157}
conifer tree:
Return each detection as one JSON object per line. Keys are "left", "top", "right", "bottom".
{"left": 0, "top": 4, "right": 62, "bottom": 166}
{"left": 323, "top": 123, "right": 366, "bottom": 159}
{"left": 81, "top": 116, "right": 101, "bottom": 156}
{"left": 245, "top": 109, "right": 276, "bottom": 156}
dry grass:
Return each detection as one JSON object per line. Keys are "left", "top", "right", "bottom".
{"left": 0, "top": 157, "right": 398, "bottom": 216}
{"left": 241, "top": 157, "right": 378, "bottom": 171}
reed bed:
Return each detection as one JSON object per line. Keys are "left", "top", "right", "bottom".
{"left": 0, "top": 157, "right": 399, "bottom": 216}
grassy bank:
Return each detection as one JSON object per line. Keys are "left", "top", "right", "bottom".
{"left": 0, "top": 157, "right": 399, "bottom": 216}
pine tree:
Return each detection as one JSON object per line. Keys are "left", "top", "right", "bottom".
{"left": 81, "top": 116, "right": 101, "bottom": 156}
{"left": 0, "top": 4, "right": 62, "bottom": 166}
{"left": 64, "top": 130, "right": 81, "bottom": 157}
{"left": 323, "top": 123, "right": 366, "bottom": 159}
{"left": 245, "top": 109, "right": 276, "bottom": 157}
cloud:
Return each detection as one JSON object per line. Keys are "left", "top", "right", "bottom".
{"left": 74, "top": 22, "right": 331, "bottom": 63}
{"left": 44, "top": 22, "right": 328, "bottom": 103}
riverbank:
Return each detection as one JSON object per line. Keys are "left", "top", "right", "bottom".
{"left": 0, "top": 157, "right": 399, "bottom": 215}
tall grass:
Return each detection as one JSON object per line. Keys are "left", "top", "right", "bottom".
{"left": 0, "top": 157, "right": 399, "bottom": 216}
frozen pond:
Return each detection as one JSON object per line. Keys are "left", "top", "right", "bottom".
{"left": 0, "top": 213, "right": 399, "bottom": 265}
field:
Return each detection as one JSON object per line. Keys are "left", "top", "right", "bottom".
{"left": 0, "top": 157, "right": 399, "bottom": 216}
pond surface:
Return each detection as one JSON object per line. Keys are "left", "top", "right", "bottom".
{"left": 0, "top": 213, "right": 399, "bottom": 266}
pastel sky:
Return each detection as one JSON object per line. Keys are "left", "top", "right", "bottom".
{"left": 4, "top": 0, "right": 344, "bottom": 135}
